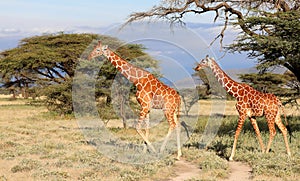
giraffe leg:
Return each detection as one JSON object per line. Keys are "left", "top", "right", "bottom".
{"left": 160, "top": 110, "right": 173, "bottom": 153}
{"left": 143, "top": 114, "right": 150, "bottom": 153}
{"left": 160, "top": 127, "right": 173, "bottom": 153}
{"left": 145, "top": 114, "right": 150, "bottom": 139}
{"left": 174, "top": 110, "right": 182, "bottom": 160}
{"left": 265, "top": 119, "right": 276, "bottom": 154}
{"left": 229, "top": 115, "right": 246, "bottom": 161}
{"left": 136, "top": 120, "right": 156, "bottom": 153}
{"left": 250, "top": 117, "right": 265, "bottom": 152}
{"left": 160, "top": 110, "right": 182, "bottom": 160}
{"left": 274, "top": 113, "right": 291, "bottom": 156}
{"left": 135, "top": 93, "right": 156, "bottom": 153}
{"left": 136, "top": 110, "right": 156, "bottom": 153}
{"left": 175, "top": 122, "right": 182, "bottom": 160}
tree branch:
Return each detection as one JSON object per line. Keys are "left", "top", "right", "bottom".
{"left": 48, "top": 67, "right": 66, "bottom": 81}
{"left": 125, "top": 0, "right": 256, "bottom": 47}
{"left": 125, "top": 0, "right": 298, "bottom": 47}
{"left": 209, "top": 10, "right": 229, "bottom": 50}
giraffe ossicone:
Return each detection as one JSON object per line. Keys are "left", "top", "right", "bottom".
{"left": 194, "top": 55, "right": 291, "bottom": 161}
{"left": 88, "top": 41, "right": 182, "bottom": 160}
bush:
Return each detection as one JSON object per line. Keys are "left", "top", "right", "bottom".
{"left": 42, "top": 80, "right": 73, "bottom": 115}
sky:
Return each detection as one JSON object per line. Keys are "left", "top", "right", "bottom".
{"left": 0, "top": 0, "right": 161, "bottom": 37}
{"left": 0, "top": 0, "right": 257, "bottom": 84}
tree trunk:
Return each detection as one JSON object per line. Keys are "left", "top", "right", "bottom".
{"left": 284, "top": 62, "right": 300, "bottom": 83}
{"left": 10, "top": 89, "right": 16, "bottom": 99}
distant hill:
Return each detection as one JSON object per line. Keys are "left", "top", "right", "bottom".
{"left": 173, "top": 66, "right": 288, "bottom": 88}
{"left": 226, "top": 66, "right": 287, "bottom": 82}
{"left": 159, "top": 77, "right": 175, "bottom": 87}
{"left": 225, "top": 67, "right": 258, "bottom": 82}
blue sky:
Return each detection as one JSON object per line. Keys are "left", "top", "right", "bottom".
{"left": 0, "top": 0, "right": 160, "bottom": 33}
{"left": 0, "top": 0, "right": 257, "bottom": 82}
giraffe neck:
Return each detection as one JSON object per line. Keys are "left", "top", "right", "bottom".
{"left": 209, "top": 59, "right": 241, "bottom": 98}
{"left": 104, "top": 49, "right": 149, "bottom": 84}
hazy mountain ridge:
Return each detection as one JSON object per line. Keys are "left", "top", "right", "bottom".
{"left": 172, "top": 66, "right": 288, "bottom": 88}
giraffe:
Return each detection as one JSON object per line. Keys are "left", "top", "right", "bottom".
{"left": 194, "top": 55, "right": 291, "bottom": 161}
{"left": 88, "top": 41, "right": 182, "bottom": 160}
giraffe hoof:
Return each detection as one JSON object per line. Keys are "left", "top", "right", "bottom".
{"left": 229, "top": 157, "right": 234, "bottom": 161}
{"left": 176, "top": 153, "right": 182, "bottom": 160}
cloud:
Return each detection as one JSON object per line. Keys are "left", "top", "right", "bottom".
{"left": 0, "top": 21, "right": 256, "bottom": 71}
{"left": 0, "top": 28, "right": 22, "bottom": 37}
{"left": 186, "top": 22, "right": 241, "bottom": 45}
{"left": 0, "top": 28, "right": 21, "bottom": 34}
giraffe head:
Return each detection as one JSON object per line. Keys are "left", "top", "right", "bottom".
{"left": 194, "top": 55, "right": 213, "bottom": 71}
{"left": 88, "top": 41, "right": 109, "bottom": 60}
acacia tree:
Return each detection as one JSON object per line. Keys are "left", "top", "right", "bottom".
{"left": 127, "top": 0, "right": 299, "bottom": 41}
{"left": 229, "top": 10, "right": 300, "bottom": 82}
{"left": 0, "top": 33, "right": 159, "bottom": 115}
{"left": 126, "top": 0, "right": 300, "bottom": 81}
{"left": 0, "top": 33, "right": 98, "bottom": 89}
{"left": 239, "top": 72, "right": 299, "bottom": 96}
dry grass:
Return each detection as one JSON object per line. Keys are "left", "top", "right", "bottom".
{"left": 0, "top": 98, "right": 299, "bottom": 180}
{"left": 0, "top": 98, "right": 28, "bottom": 106}
{"left": 196, "top": 100, "right": 238, "bottom": 116}
{"left": 0, "top": 99, "right": 184, "bottom": 180}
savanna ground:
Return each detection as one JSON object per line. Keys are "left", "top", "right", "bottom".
{"left": 0, "top": 95, "right": 299, "bottom": 181}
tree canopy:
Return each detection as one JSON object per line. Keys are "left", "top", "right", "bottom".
{"left": 239, "top": 72, "right": 299, "bottom": 96}
{"left": 0, "top": 33, "right": 159, "bottom": 114}
{"left": 229, "top": 10, "right": 300, "bottom": 82}
{"left": 0, "top": 33, "right": 98, "bottom": 89}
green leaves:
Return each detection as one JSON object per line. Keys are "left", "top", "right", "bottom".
{"left": 239, "top": 72, "right": 298, "bottom": 97}
{"left": 229, "top": 10, "right": 300, "bottom": 82}
{"left": 0, "top": 33, "right": 98, "bottom": 86}
{"left": 0, "top": 33, "right": 159, "bottom": 115}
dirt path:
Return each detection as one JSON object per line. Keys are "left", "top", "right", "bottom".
{"left": 170, "top": 159, "right": 252, "bottom": 181}
{"left": 170, "top": 159, "right": 202, "bottom": 181}
{"left": 223, "top": 161, "right": 252, "bottom": 181}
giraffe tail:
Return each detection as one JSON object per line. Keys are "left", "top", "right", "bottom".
{"left": 279, "top": 101, "right": 293, "bottom": 143}
{"left": 180, "top": 121, "right": 189, "bottom": 139}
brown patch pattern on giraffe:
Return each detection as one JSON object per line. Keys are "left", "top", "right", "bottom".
{"left": 88, "top": 41, "right": 182, "bottom": 159}
{"left": 194, "top": 55, "right": 291, "bottom": 161}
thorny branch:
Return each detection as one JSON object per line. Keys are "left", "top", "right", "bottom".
{"left": 125, "top": 0, "right": 299, "bottom": 48}
{"left": 209, "top": 10, "right": 229, "bottom": 50}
